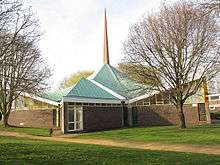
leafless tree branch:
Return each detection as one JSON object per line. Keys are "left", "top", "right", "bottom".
{"left": 123, "top": 1, "right": 220, "bottom": 128}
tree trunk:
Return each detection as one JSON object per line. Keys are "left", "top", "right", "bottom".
{"left": 177, "top": 104, "right": 186, "bottom": 128}
{"left": 2, "top": 112, "right": 10, "bottom": 128}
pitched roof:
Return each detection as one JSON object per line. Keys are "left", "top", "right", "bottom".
{"left": 66, "top": 77, "right": 119, "bottom": 100}
{"left": 92, "top": 64, "right": 148, "bottom": 99}
{"left": 40, "top": 65, "right": 148, "bottom": 103}
{"left": 40, "top": 86, "right": 73, "bottom": 102}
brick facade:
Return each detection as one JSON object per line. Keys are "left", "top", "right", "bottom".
{"left": 8, "top": 109, "right": 56, "bottom": 128}
{"left": 8, "top": 102, "right": 209, "bottom": 133}
{"left": 61, "top": 102, "right": 209, "bottom": 133}
{"left": 133, "top": 104, "right": 203, "bottom": 127}
{"left": 83, "top": 106, "right": 123, "bottom": 131}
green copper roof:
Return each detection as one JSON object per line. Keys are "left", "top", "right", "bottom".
{"left": 40, "top": 64, "right": 148, "bottom": 102}
{"left": 92, "top": 64, "right": 148, "bottom": 99}
{"left": 40, "top": 86, "right": 73, "bottom": 102}
{"left": 66, "top": 77, "right": 119, "bottom": 100}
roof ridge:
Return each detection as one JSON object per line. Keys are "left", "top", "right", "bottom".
{"left": 65, "top": 82, "right": 80, "bottom": 96}
{"left": 88, "top": 64, "right": 105, "bottom": 80}
{"left": 88, "top": 78, "right": 126, "bottom": 100}
{"left": 106, "top": 64, "right": 122, "bottom": 85}
{"left": 91, "top": 64, "right": 149, "bottom": 99}
{"left": 66, "top": 77, "right": 119, "bottom": 100}
{"left": 107, "top": 64, "right": 136, "bottom": 90}
{"left": 109, "top": 65, "right": 149, "bottom": 89}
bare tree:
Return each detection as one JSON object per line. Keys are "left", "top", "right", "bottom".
{"left": 123, "top": 1, "right": 220, "bottom": 128}
{"left": 202, "top": 0, "right": 220, "bottom": 13}
{"left": 0, "top": 0, "right": 51, "bottom": 127}
{"left": 117, "top": 62, "right": 160, "bottom": 86}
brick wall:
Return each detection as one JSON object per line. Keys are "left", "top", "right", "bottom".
{"left": 83, "top": 106, "right": 123, "bottom": 131}
{"left": 135, "top": 104, "right": 201, "bottom": 126}
{"left": 8, "top": 109, "right": 55, "bottom": 128}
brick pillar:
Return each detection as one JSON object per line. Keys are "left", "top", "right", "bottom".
{"left": 61, "top": 102, "right": 68, "bottom": 134}
{"left": 127, "top": 105, "right": 133, "bottom": 126}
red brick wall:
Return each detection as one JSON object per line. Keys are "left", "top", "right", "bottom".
{"left": 83, "top": 106, "right": 123, "bottom": 131}
{"left": 135, "top": 104, "right": 201, "bottom": 126}
{"left": 8, "top": 109, "right": 55, "bottom": 128}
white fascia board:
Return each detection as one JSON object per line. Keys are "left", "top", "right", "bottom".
{"left": 63, "top": 96, "right": 121, "bottom": 104}
{"left": 209, "top": 104, "right": 220, "bottom": 107}
{"left": 21, "top": 92, "right": 59, "bottom": 106}
{"left": 129, "top": 90, "right": 159, "bottom": 103}
{"left": 89, "top": 79, "right": 126, "bottom": 100}
{"left": 208, "top": 94, "right": 220, "bottom": 97}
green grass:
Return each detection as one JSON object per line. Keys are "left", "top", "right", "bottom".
{"left": 0, "top": 124, "right": 50, "bottom": 137}
{"left": 80, "top": 124, "right": 220, "bottom": 145}
{"left": 0, "top": 136, "right": 220, "bottom": 165}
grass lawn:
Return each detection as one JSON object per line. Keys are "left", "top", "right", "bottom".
{"left": 0, "top": 124, "right": 50, "bottom": 137}
{"left": 0, "top": 136, "right": 220, "bottom": 165}
{"left": 80, "top": 124, "right": 220, "bottom": 145}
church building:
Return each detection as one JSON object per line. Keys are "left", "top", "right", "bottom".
{"left": 7, "top": 10, "right": 211, "bottom": 133}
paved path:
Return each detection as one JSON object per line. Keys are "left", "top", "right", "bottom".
{"left": 1, "top": 131, "right": 220, "bottom": 155}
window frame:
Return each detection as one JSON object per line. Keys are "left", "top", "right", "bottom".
{"left": 67, "top": 106, "right": 83, "bottom": 132}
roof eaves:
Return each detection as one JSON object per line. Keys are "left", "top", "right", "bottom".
{"left": 21, "top": 92, "right": 59, "bottom": 106}
{"left": 63, "top": 96, "right": 121, "bottom": 104}
{"left": 128, "top": 90, "right": 159, "bottom": 103}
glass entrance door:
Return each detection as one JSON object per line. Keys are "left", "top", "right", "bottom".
{"left": 68, "top": 106, "right": 83, "bottom": 131}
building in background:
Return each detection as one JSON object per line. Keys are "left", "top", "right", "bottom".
{"left": 209, "top": 94, "right": 220, "bottom": 111}
{"left": 208, "top": 94, "right": 220, "bottom": 123}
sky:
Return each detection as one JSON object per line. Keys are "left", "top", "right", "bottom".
{"left": 24, "top": 0, "right": 178, "bottom": 89}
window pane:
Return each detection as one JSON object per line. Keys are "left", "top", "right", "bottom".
{"left": 210, "top": 96, "right": 219, "bottom": 100}
{"left": 68, "top": 123, "right": 74, "bottom": 130}
{"left": 75, "top": 122, "right": 82, "bottom": 130}
{"left": 150, "top": 95, "right": 156, "bottom": 104}
{"left": 76, "top": 106, "right": 82, "bottom": 111}
{"left": 68, "top": 110, "right": 74, "bottom": 122}
{"left": 76, "top": 110, "right": 82, "bottom": 122}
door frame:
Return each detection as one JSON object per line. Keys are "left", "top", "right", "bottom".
{"left": 198, "top": 103, "right": 206, "bottom": 121}
{"left": 67, "top": 106, "right": 83, "bottom": 132}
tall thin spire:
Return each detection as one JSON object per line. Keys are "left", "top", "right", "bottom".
{"left": 103, "top": 8, "right": 109, "bottom": 64}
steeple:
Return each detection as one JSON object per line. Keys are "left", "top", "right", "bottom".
{"left": 103, "top": 8, "right": 109, "bottom": 64}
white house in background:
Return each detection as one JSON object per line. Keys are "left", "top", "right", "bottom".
{"left": 208, "top": 94, "right": 220, "bottom": 111}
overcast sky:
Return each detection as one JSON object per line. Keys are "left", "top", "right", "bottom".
{"left": 24, "top": 0, "right": 177, "bottom": 89}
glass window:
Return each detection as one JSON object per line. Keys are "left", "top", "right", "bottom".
{"left": 143, "top": 101, "right": 150, "bottom": 106}
{"left": 210, "top": 96, "right": 219, "bottom": 100}
{"left": 67, "top": 106, "right": 83, "bottom": 131}
{"left": 76, "top": 102, "right": 82, "bottom": 105}
{"left": 95, "top": 103, "right": 101, "bottom": 106}
{"left": 17, "top": 99, "right": 24, "bottom": 110}
{"left": 76, "top": 109, "right": 82, "bottom": 122}
{"left": 68, "top": 123, "right": 74, "bottom": 130}
{"left": 75, "top": 122, "right": 82, "bottom": 130}
{"left": 68, "top": 110, "right": 74, "bottom": 122}
{"left": 150, "top": 95, "right": 156, "bottom": 105}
